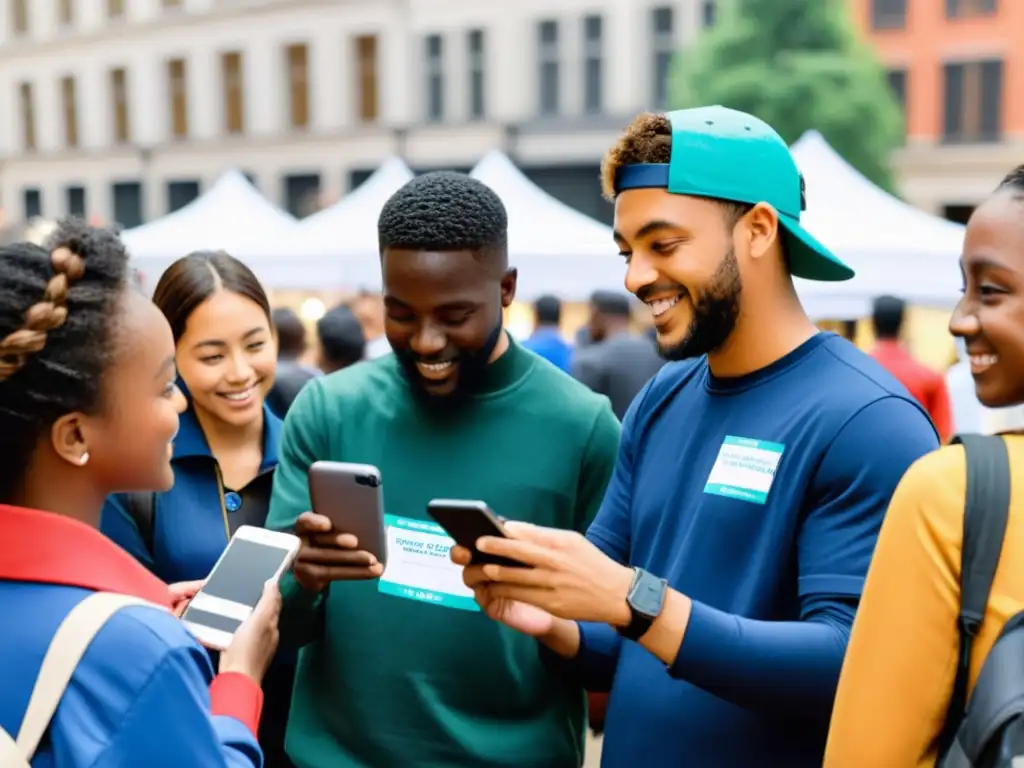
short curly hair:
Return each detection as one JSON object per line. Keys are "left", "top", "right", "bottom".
{"left": 997, "top": 164, "right": 1024, "bottom": 198}
{"left": 600, "top": 112, "right": 752, "bottom": 226}
{"left": 378, "top": 171, "right": 508, "bottom": 267}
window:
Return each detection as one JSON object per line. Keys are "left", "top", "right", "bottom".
{"left": 23, "top": 188, "right": 42, "bottom": 220}
{"left": 11, "top": 0, "right": 28, "bottom": 35}
{"left": 58, "top": 0, "right": 74, "bottom": 27}
{"left": 871, "top": 0, "right": 907, "bottom": 29}
{"left": 943, "top": 60, "right": 1002, "bottom": 143}
{"left": 110, "top": 67, "right": 130, "bottom": 144}
{"left": 354, "top": 35, "right": 379, "bottom": 123}
{"left": 702, "top": 0, "right": 717, "bottom": 27}
{"left": 467, "top": 29, "right": 485, "bottom": 120}
{"left": 424, "top": 34, "right": 444, "bottom": 121}
{"left": 107, "top": 0, "right": 124, "bottom": 19}
{"left": 582, "top": 16, "right": 603, "bottom": 114}
{"left": 537, "top": 20, "right": 560, "bottom": 116}
{"left": 946, "top": 0, "right": 996, "bottom": 19}
{"left": 651, "top": 8, "right": 674, "bottom": 110}
{"left": 283, "top": 173, "right": 321, "bottom": 219}
{"left": 167, "top": 58, "right": 188, "bottom": 139}
{"left": 886, "top": 68, "right": 907, "bottom": 113}
{"left": 61, "top": 76, "right": 79, "bottom": 148}
{"left": 19, "top": 82, "right": 35, "bottom": 152}
{"left": 167, "top": 180, "right": 200, "bottom": 213}
{"left": 66, "top": 186, "right": 86, "bottom": 217}
{"left": 111, "top": 181, "right": 143, "bottom": 229}
{"left": 221, "top": 52, "right": 244, "bottom": 134}
{"left": 286, "top": 44, "right": 310, "bottom": 129}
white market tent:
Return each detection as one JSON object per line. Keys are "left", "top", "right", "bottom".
{"left": 470, "top": 150, "right": 624, "bottom": 301}
{"left": 790, "top": 131, "right": 965, "bottom": 319}
{"left": 122, "top": 169, "right": 302, "bottom": 290}
{"left": 288, "top": 156, "right": 415, "bottom": 290}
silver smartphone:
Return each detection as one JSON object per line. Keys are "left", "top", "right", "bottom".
{"left": 307, "top": 461, "right": 387, "bottom": 567}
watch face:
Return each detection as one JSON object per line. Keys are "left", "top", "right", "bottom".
{"left": 631, "top": 572, "right": 665, "bottom": 616}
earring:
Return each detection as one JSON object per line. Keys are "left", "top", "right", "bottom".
{"left": 78, "top": 452, "right": 89, "bottom": 466}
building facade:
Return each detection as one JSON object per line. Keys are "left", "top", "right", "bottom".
{"left": 854, "top": 0, "right": 1024, "bottom": 220}
{"left": 0, "top": 0, "right": 718, "bottom": 229}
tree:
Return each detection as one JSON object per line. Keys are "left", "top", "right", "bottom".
{"left": 670, "top": 0, "right": 903, "bottom": 192}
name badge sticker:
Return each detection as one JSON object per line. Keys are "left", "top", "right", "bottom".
{"left": 703, "top": 435, "right": 785, "bottom": 505}
{"left": 377, "top": 514, "right": 480, "bottom": 612}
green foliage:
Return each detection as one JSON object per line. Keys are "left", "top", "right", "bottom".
{"left": 670, "top": 0, "right": 903, "bottom": 191}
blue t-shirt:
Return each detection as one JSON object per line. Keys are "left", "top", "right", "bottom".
{"left": 569, "top": 333, "right": 939, "bottom": 767}
{"left": 522, "top": 328, "right": 573, "bottom": 373}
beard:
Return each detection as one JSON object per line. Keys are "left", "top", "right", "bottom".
{"left": 658, "top": 246, "right": 742, "bottom": 361}
{"left": 395, "top": 320, "right": 504, "bottom": 413}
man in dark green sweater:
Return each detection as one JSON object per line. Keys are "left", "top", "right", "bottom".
{"left": 266, "top": 172, "right": 621, "bottom": 768}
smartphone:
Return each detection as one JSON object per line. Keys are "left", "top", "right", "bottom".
{"left": 180, "top": 525, "right": 300, "bottom": 650}
{"left": 426, "top": 499, "right": 524, "bottom": 567}
{"left": 308, "top": 461, "right": 387, "bottom": 567}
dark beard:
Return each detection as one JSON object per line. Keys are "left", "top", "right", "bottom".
{"left": 395, "top": 321, "right": 504, "bottom": 413}
{"left": 658, "top": 247, "right": 742, "bottom": 361}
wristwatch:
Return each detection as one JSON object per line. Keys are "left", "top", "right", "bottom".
{"left": 617, "top": 567, "right": 668, "bottom": 641}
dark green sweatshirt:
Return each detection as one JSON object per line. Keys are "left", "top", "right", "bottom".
{"left": 266, "top": 338, "right": 620, "bottom": 767}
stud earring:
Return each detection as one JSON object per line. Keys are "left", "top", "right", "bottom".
{"left": 78, "top": 452, "right": 89, "bottom": 466}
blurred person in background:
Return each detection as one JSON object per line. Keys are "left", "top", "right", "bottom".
{"left": 0, "top": 224, "right": 276, "bottom": 766}
{"left": 267, "top": 307, "right": 320, "bottom": 419}
{"left": 101, "top": 251, "right": 295, "bottom": 767}
{"left": 316, "top": 304, "right": 366, "bottom": 374}
{"left": 349, "top": 288, "right": 391, "bottom": 359}
{"left": 523, "top": 294, "right": 573, "bottom": 373}
{"left": 871, "top": 295, "right": 953, "bottom": 442}
{"left": 266, "top": 172, "right": 620, "bottom": 768}
{"left": 824, "top": 164, "right": 1024, "bottom": 768}
{"left": 573, "top": 290, "right": 664, "bottom": 420}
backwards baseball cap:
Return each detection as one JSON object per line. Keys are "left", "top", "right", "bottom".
{"left": 613, "top": 105, "right": 853, "bottom": 282}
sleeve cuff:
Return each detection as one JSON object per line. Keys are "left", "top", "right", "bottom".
{"left": 797, "top": 574, "right": 864, "bottom": 598}
{"left": 209, "top": 672, "right": 264, "bottom": 736}
{"left": 668, "top": 599, "right": 729, "bottom": 680}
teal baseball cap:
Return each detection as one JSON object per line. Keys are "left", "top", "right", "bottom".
{"left": 613, "top": 105, "right": 853, "bottom": 282}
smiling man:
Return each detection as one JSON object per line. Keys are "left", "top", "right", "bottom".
{"left": 455, "top": 107, "right": 941, "bottom": 766}
{"left": 265, "top": 171, "right": 620, "bottom": 767}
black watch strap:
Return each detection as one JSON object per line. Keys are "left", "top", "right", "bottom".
{"left": 618, "top": 567, "right": 668, "bottom": 641}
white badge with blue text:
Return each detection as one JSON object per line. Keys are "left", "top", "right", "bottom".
{"left": 703, "top": 435, "right": 785, "bottom": 505}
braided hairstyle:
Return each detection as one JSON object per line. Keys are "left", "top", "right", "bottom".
{"left": 0, "top": 220, "right": 131, "bottom": 500}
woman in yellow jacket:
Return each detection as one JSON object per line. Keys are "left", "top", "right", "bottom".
{"left": 824, "top": 165, "right": 1024, "bottom": 766}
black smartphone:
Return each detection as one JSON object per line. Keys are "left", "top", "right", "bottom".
{"left": 426, "top": 499, "right": 525, "bottom": 567}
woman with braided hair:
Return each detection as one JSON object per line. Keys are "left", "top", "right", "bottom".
{"left": 0, "top": 221, "right": 281, "bottom": 766}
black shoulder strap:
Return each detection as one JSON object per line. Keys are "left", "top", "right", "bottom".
{"left": 938, "top": 434, "right": 1012, "bottom": 758}
{"left": 121, "top": 492, "right": 157, "bottom": 555}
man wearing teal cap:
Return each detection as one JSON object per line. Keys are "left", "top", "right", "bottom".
{"left": 455, "top": 107, "right": 940, "bottom": 766}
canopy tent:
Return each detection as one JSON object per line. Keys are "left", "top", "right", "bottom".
{"left": 789, "top": 132, "right": 965, "bottom": 319}
{"left": 288, "top": 156, "right": 415, "bottom": 289}
{"left": 470, "top": 151, "right": 624, "bottom": 301}
{"left": 122, "top": 169, "right": 302, "bottom": 290}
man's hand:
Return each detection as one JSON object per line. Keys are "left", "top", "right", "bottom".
{"left": 292, "top": 512, "right": 384, "bottom": 593}
{"left": 168, "top": 579, "right": 205, "bottom": 618}
{"left": 453, "top": 544, "right": 557, "bottom": 636}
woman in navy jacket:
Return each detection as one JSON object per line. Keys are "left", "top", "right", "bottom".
{"left": 102, "top": 251, "right": 295, "bottom": 767}
{"left": 0, "top": 223, "right": 278, "bottom": 766}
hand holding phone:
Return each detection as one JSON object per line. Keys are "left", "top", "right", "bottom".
{"left": 180, "top": 526, "right": 299, "bottom": 652}
{"left": 292, "top": 512, "right": 385, "bottom": 592}
{"left": 427, "top": 499, "right": 526, "bottom": 568}
{"left": 308, "top": 461, "right": 388, "bottom": 567}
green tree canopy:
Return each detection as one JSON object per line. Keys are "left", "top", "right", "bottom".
{"left": 670, "top": 0, "right": 903, "bottom": 192}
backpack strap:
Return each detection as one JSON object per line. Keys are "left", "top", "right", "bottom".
{"left": 938, "top": 434, "right": 1012, "bottom": 758}
{"left": 121, "top": 492, "right": 156, "bottom": 555}
{"left": 3, "top": 592, "right": 163, "bottom": 764}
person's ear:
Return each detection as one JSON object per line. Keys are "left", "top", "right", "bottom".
{"left": 743, "top": 203, "right": 781, "bottom": 263}
{"left": 50, "top": 413, "right": 91, "bottom": 468}
{"left": 500, "top": 268, "right": 518, "bottom": 308}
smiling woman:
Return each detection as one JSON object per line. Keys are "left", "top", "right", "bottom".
{"left": 99, "top": 251, "right": 297, "bottom": 768}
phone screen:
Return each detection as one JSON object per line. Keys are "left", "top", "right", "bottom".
{"left": 182, "top": 538, "right": 292, "bottom": 634}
